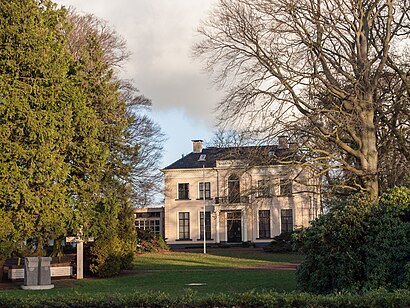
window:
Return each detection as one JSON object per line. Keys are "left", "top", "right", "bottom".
{"left": 199, "top": 211, "right": 212, "bottom": 240}
{"left": 281, "top": 209, "right": 293, "bottom": 233}
{"left": 178, "top": 212, "right": 190, "bottom": 239}
{"left": 148, "top": 212, "right": 161, "bottom": 218}
{"left": 135, "top": 212, "right": 160, "bottom": 219}
{"left": 258, "top": 210, "right": 271, "bottom": 238}
{"left": 228, "top": 174, "right": 240, "bottom": 203}
{"left": 257, "top": 179, "right": 272, "bottom": 198}
{"left": 199, "top": 182, "right": 211, "bottom": 199}
{"left": 178, "top": 183, "right": 189, "bottom": 199}
{"left": 280, "top": 178, "right": 292, "bottom": 196}
{"left": 227, "top": 211, "right": 242, "bottom": 220}
{"left": 135, "top": 219, "right": 160, "bottom": 235}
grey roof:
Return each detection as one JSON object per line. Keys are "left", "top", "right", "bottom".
{"left": 163, "top": 145, "right": 296, "bottom": 170}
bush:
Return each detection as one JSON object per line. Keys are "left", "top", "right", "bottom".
{"left": 89, "top": 236, "right": 135, "bottom": 277}
{"left": 263, "top": 232, "right": 295, "bottom": 253}
{"left": 136, "top": 229, "right": 169, "bottom": 253}
{"left": 1, "top": 289, "right": 410, "bottom": 307}
{"left": 295, "top": 187, "right": 410, "bottom": 294}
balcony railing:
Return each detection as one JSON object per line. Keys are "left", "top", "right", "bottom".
{"left": 214, "top": 196, "right": 249, "bottom": 204}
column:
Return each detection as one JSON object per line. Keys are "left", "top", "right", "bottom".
{"left": 76, "top": 241, "right": 84, "bottom": 280}
{"left": 242, "top": 209, "right": 248, "bottom": 242}
{"left": 215, "top": 209, "right": 220, "bottom": 243}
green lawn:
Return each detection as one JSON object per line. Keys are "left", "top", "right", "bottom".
{"left": 199, "top": 247, "right": 304, "bottom": 263}
{"left": 0, "top": 248, "right": 299, "bottom": 299}
{"left": 132, "top": 248, "right": 303, "bottom": 270}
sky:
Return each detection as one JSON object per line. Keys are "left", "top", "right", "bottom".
{"left": 53, "top": 0, "right": 221, "bottom": 167}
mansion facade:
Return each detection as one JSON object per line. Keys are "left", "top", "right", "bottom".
{"left": 162, "top": 139, "right": 321, "bottom": 246}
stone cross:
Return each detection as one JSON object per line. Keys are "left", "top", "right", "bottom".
{"left": 66, "top": 229, "right": 93, "bottom": 280}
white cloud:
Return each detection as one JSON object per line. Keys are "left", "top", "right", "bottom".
{"left": 54, "top": 0, "right": 221, "bottom": 125}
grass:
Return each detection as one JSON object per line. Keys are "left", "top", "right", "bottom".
{"left": 0, "top": 248, "right": 299, "bottom": 299}
{"left": 132, "top": 248, "right": 303, "bottom": 270}
{"left": 0, "top": 271, "right": 296, "bottom": 299}
{"left": 208, "top": 248, "right": 304, "bottom": 263}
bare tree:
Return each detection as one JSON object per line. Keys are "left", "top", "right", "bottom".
{"left": 127, "top": 109, "right": 165, "bottom": 207}
{"left": 67, "top": 11, "right": 129, "bottom": 69}
{"left": 207, "top": 128, "right": 256, "bottom": 147}
{"left": 194, "top": 0, "right": 410, "bottom": 200}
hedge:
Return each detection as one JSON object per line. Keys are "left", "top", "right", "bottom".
{"left": 1, "top": 289, "right": 410, "bottom": 307}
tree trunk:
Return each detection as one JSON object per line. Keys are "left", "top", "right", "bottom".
{"left": 359, "top": 96, "right": 379, "bottom": 200}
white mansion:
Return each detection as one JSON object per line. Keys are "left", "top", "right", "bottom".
{"left": 160, "top": 138, "right": 321, "bottom": 247}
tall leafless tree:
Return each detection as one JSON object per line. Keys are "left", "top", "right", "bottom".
{"left": 194, "top": 0, "right": 410, "bottom": 200}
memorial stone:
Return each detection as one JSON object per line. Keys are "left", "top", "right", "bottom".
{"left": 24, "top": 257, "right": 39, "bottom": 286}
{"left": 38, "top": 257, "right": 52, "bottom": 285}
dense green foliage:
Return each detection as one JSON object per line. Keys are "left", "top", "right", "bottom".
{"left": 0, "top": 0, "right": 153, "bottom": 275}
{"left": 0, "top": 0, "right": 74, "bottom": 257}
{"left": 263, "top": 232, "right": 295, "bottom": 253}
{"left": 88, "top": 236, "right": 135, "bottom": 277}
{"left": 296, "top": 187, "right": 410, "bottom": 294}
{"left": 1, "top": 289, "right": 410, "bottom": 307}
{"left": 65, "top": 10, "right": 138, "bottom": 277}
{"left": 136, "top": 229, "right": 169, "bottom": 253}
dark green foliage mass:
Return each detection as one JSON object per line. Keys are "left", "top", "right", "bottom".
{"left": 263, "top": 232, "right": 295, "bottom": 253}
{"left": 1, "top": 289, "right": 410, "bottom": 307}
{"left": 136, "top": 229, "right": 170, "bottom": 253}
{"left": 64, "top": 11, "right": 139, "bottom": 276}
{"left": 296, "top": 187, "right": 410, "bottom": 294}
{"left": 0, "top": 0, "right": 150, "bottom": 275}
{"left": 0, "top": 0, "right": 74, "bottom": 255}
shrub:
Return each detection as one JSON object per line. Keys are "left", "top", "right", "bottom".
{"left": 263, "top": 232, "right": 295, "bottom": 253}
{"left": 1, "top": 289, "right": 410, "bottom": 307}
{"left": 89, "top": 236, "right": 135, "bottom": 277}
{"left": 136, "top": 229, "right": 169, "bottom": 253}
{"left": 295, "top": 187, "right": 410, "bottom": 294}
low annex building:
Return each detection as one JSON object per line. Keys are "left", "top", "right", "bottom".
{"left": 133, "top": 207, "right": 165, "bottom": 238}
{"left": 162, "top": 139, "right": 321, "bottom": 247}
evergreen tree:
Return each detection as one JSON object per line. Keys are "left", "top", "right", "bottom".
{"left": 0, "top": 0, "right": 73, "bottom": 254}
{"left": 65, "top": 11, "right": 139, "bottom": 275}
{"left": 0, "top": 1, "right": 162, "bottom": 277}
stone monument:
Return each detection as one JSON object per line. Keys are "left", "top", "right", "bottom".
{"left": 23, "top": 257, "right": 39, "bottom": 286}
{"left": 38, "top": 257, "right": 52, "bottom": 285}
{"left": 21, "top": 257, "right": 54, "bottom": 290}
{"left": 66, "top": 227, "right": 94, "bottom": 280}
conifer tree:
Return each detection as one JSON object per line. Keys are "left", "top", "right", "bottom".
{"left": 0, "top": 0, "right": 74, "bottom": 254}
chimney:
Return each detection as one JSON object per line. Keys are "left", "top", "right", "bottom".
{"left": 192, "top": 140, "right": 203, "bottom": 153}
{"left": 278, "top": 136, "right": 288, "bottom": 149}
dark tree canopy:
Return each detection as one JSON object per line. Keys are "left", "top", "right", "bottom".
{"left": 0, "top": 0, "right": 75, "bottom": 253}
{"left": 0, "top": 0, "right": 163, "bottom": 264}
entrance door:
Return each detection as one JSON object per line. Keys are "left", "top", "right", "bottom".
{"left": 227, "top": 211, "right": 242, "bottom": 242}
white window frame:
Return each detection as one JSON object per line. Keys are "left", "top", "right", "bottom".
{"left": 198, "top": 181, "right": 211, "bottom": 199}
{"left": 177, "top": 211, "right": 190, "bottom": 240}
{"left": 177, "top": 182, "right": 190, "bottom": 200}
{"left": 280, "top": 208, "right": 294, "bottom": 233}
{"left": 257, "top": 209, "right": 271, "bottom": 239}
{"left": 198, "top": 210, "right": 212, "bottom": 240}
